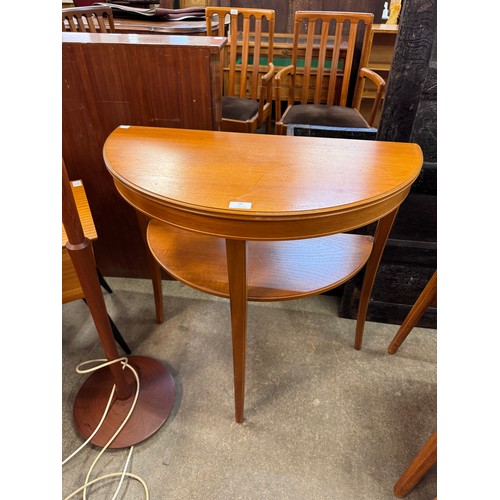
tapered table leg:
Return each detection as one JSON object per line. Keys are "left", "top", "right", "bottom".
{"left": 225, "top": 239, "right": 248, "bottom": 423}
{"left": 136, "top": 211, "right": 164, "bottom": 324}
{"left": 355, "top": 208, "right": 399, "bottom": 350}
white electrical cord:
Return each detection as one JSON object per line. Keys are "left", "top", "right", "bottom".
{"left": 62, "top": 357, "right": 149, "bottom": 499}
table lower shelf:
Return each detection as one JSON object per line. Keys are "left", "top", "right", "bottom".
{"left": 147, "top": 221, "right": 374, "bottom": 301}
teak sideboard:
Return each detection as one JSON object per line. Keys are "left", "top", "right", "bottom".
{"left": 62, "top": 32, "right": 225, "bottom": 278}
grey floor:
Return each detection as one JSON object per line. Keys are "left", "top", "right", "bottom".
{"left": 62, "top": 278, "right": 437, "bottom": 499}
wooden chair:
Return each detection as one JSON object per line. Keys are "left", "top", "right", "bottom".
{"left": 63, "top": 179, "right": 130, "bottom": 355}
{"left": 62, "top": 6, "right": 115, "bottom": 33}
{"left": 205, "top": 7, "right": 275, "bottom": 133}
{"left": 274, "top": 11, "right": 385, "bottom": 135}
{"left": 388, "top": 271, "right": 437, "bottom": 498}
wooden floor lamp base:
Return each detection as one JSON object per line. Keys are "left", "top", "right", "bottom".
{"left": 73, "top": 355, "right": 175, "bottom": 449}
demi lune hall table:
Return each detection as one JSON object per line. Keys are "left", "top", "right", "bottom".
{"left": 103, "top": 126, "right": 423, "bottom": 423}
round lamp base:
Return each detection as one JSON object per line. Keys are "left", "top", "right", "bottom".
{"left": 73, "top": 355, "right": 175, "bottom": 449}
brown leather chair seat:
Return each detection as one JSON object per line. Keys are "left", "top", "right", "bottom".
{"left": 282, "top": 104, "right": 370, "bottom": 128}
{"left": 222, "top": 96, "right": 260, "bottom": 122}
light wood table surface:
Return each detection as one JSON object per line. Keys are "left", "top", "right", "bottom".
{"left": 103, "top": 125, "right": 423, "bottom": 423}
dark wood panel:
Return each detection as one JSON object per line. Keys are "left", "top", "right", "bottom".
{"left": 62, "top": 33, "right": 225, "bottom": 278}
{"left": 339, "top": 0, "right": 438, "bottom": 327}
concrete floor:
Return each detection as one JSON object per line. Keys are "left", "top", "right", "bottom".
{"left": 62, "top": 278, "right": 436, "bottom": 499}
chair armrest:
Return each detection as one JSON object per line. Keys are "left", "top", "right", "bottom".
{"left": 258, "top": 63, "right": 275, "bottom": 119}
{"left": 353, "top": 67, "right": 386, "bottom": 127}
{"left": 359, "top": 67, "right": 386, "bottom": 90}
{"left": 274, "top": 64, "right": 295, "bottom": 84}
{"left": 274, "top": 64, "right": 295, "bottom": 121}
{"left": 260, "top": 62, "right": 275, "bottom": 85}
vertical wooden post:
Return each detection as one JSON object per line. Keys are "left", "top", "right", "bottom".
{"left": 62, "top": 159, "right": 133, "bottom": 400}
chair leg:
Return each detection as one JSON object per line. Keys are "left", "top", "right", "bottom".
{"left": 97, "top": 267, "right": 113, "bottom": 294}
{"left": 394, "top": 431, "right": 437, "bottom": 498}
{"left": 388, "top": 271, "right": 437, "bottom": 354}
{"left": 107, "top": 314, "right": 132, "bottom": 355}
{"left": 82, "top": 298, "right": 132, "bottom": 355}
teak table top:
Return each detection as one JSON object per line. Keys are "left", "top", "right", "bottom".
{"left": 103, "top": 126, "right": 423, "bottom": 240}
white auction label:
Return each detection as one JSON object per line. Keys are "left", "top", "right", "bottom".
{"left": 229, "top": 201, "right": 252, "bottom": 209}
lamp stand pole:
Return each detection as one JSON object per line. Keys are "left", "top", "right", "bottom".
{"left": 62, "top": 159, "right": 175, "bottom": 448}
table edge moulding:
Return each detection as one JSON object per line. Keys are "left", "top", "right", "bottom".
{"left": 103, "top": 126, "right": 423, "bottom": 423}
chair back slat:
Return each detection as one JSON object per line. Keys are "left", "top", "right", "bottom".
{"left": 206, "top": 7, "right": 275, "bottom": 101}
{"left": 339, "top": 21, "right": 359, "bottom": 106}
{"left": 96, "top": 15, "right": 109, "bottom": 33}
{"left": 227, "top": 11, "right": 239, "bottom": 95}
{"left": 205, "top": 11, "right": 226, "bottom": 37}
{"left": 78, "top": 15, "right": 91, "bottom": 32}
{"left": 301, "top": 22, "right": 315, "bottom": 104}
{"left": 249, "top": 18, "right": 264, "bottom": 100}
{"left": 239, "top": 16, "right": 251, "bottom": 98}
{"left": 291, "top": 11, "right": 373, "bottom": 107}
{"left": 318, "top": 21, "right": 332, "bottom": 102}
{"left": 325, "top": 20, "right": 340, "bottom": 105}
{"left": 62, "top": 6, "right": 115, "bottom": 33}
